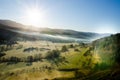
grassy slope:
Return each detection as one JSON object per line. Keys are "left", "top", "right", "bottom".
{"left": 0, "top": 41, "right": 79, "bottom": 80}
{"left": 1, "top": 33, "right": 120, "bottom": 80}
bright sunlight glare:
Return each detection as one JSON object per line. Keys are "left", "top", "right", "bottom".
{"left": 24, "top": 7, "right": 45, "bottom": 27}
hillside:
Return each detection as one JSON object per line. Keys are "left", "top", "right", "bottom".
{"left": 92, "top": 33, "right": 120, "bottom": 64}
{"left": 0, "top": 33, "right": 120, "bottom": 80}
{"left": 0, "top": 20, "right": 110, "bottom": 43}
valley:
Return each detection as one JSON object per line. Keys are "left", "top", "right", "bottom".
{"left": 0, "top": 20, "right": 120, "bottom": 80}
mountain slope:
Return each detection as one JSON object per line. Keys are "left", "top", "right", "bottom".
{"left": 40, "top": 28, "right": 100, "bottom": 39}
{"left": 92, "top": 33, "right": 120, "bottom": 64}
{"left": 0, "top": 20, "right": 110, "bottom": 42}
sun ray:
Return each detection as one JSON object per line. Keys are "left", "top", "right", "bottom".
{"left": 16, "top": 0, "right": 46, "bottom": 27}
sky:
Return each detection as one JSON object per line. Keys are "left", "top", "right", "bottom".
{"left": 0, "top": 0, "right": 120, "bottom": 33}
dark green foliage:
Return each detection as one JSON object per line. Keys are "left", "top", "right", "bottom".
{"left": 61, "top": 45, "right": 68, "bottom": 52}
{"left": 27, "top": 56, "right": 33, "bottom": 62}
{"left": 83, "top": 49, "right": 91, "bottom": 56}
{"left": 0, "top": 46, "right": 5, "bottom": 52}
{"left": 9, "top": 56, "right": 20, "bottom": 63}
{"left": 0, "top": 57, "right": 7, "bottom": 62}
{"left": 79, "top": 43, "right": 85, "bottom": 47}
{"left": 0, "top": 56, "right": 21, "bottom": 63}
{"left": 114, "top": 47, "right": 120, "bottom": 64}
{"left": 93, "top": 33, "right": 120, "bottom": 64}
{"left": 69, "top": 44, "right": 74, "bottom": 48}
{"left": 74, "top": 48, "right": 79, "bottom": 52}
{"left": 23, "top": 47, "right": 38, "bottom": 52}
{"left": 0, "top": 52, "right": 6, "bottom": 57}
{"left": 93, "top": 62, "right": 110, "bottom": 71}
{"left": 0, "top": 54, "right": 42, "bottom": 63}
{"left": 34, "top": 54, "right": 42, "bottom": 61}
{"left": 46, "top": 50, "right": 60, "bottom": 59}
{"left": 113, "top": 34, "right": 120, "bottom": 64}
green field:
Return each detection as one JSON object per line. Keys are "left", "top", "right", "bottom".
{"left": 0, "top": 39, "right": 120, "bottom": 80}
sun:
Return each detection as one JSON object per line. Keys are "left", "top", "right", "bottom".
{"left": 24, "top": 8, "right": 44, "bottom": 27}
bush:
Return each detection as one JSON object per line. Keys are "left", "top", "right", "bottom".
{"left": 74, "top": 48, "right": 79, "bottom": 52}
{"left": 0, "top": 52, "right": 6, "bottom": 57}
{"left": 61, "top": 45, "right": 68, "bottom": 52}
{"left": 9, "top": 56, "right": 20, "bottom": 63}
{"left": 34, "top": 54, "right": 42, "bottom": 61}
{"left": 69, "top": 44, "right": 74, "bottom": 48}
{"left": 46, "top": 50, "right": 60, "bottom": 59}
{"left": 114, "top": 47, "right": 120, "bottom": 64}
{"left": 27, "top": 56, "right": 33, "bottom": 62}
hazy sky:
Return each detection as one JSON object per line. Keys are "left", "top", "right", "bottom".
{"left": 0, "top": 0, "right": 120, "bottom": 33}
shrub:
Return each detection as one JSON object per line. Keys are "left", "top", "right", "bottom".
{"left": 61, "top": 45, "right": 68, "bottom": 52}
{"left": 0, "top": 52, "right": 6, "bottom": 57}
{"left": 46, "top": 50, "right": 60, "bottom": 59}
{"left": 69, "top": 44, "right": 74, "bottom": 48}
{"left": 74, "top": 48, "right": 79, "bottom": 52}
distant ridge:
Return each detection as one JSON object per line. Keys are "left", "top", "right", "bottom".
{"left": 0, "top": 19, "right": 110, "bottom": 42}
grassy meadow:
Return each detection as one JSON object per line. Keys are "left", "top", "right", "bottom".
{"left": 0, "top": 34, "right": 120, "bottom": 80}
